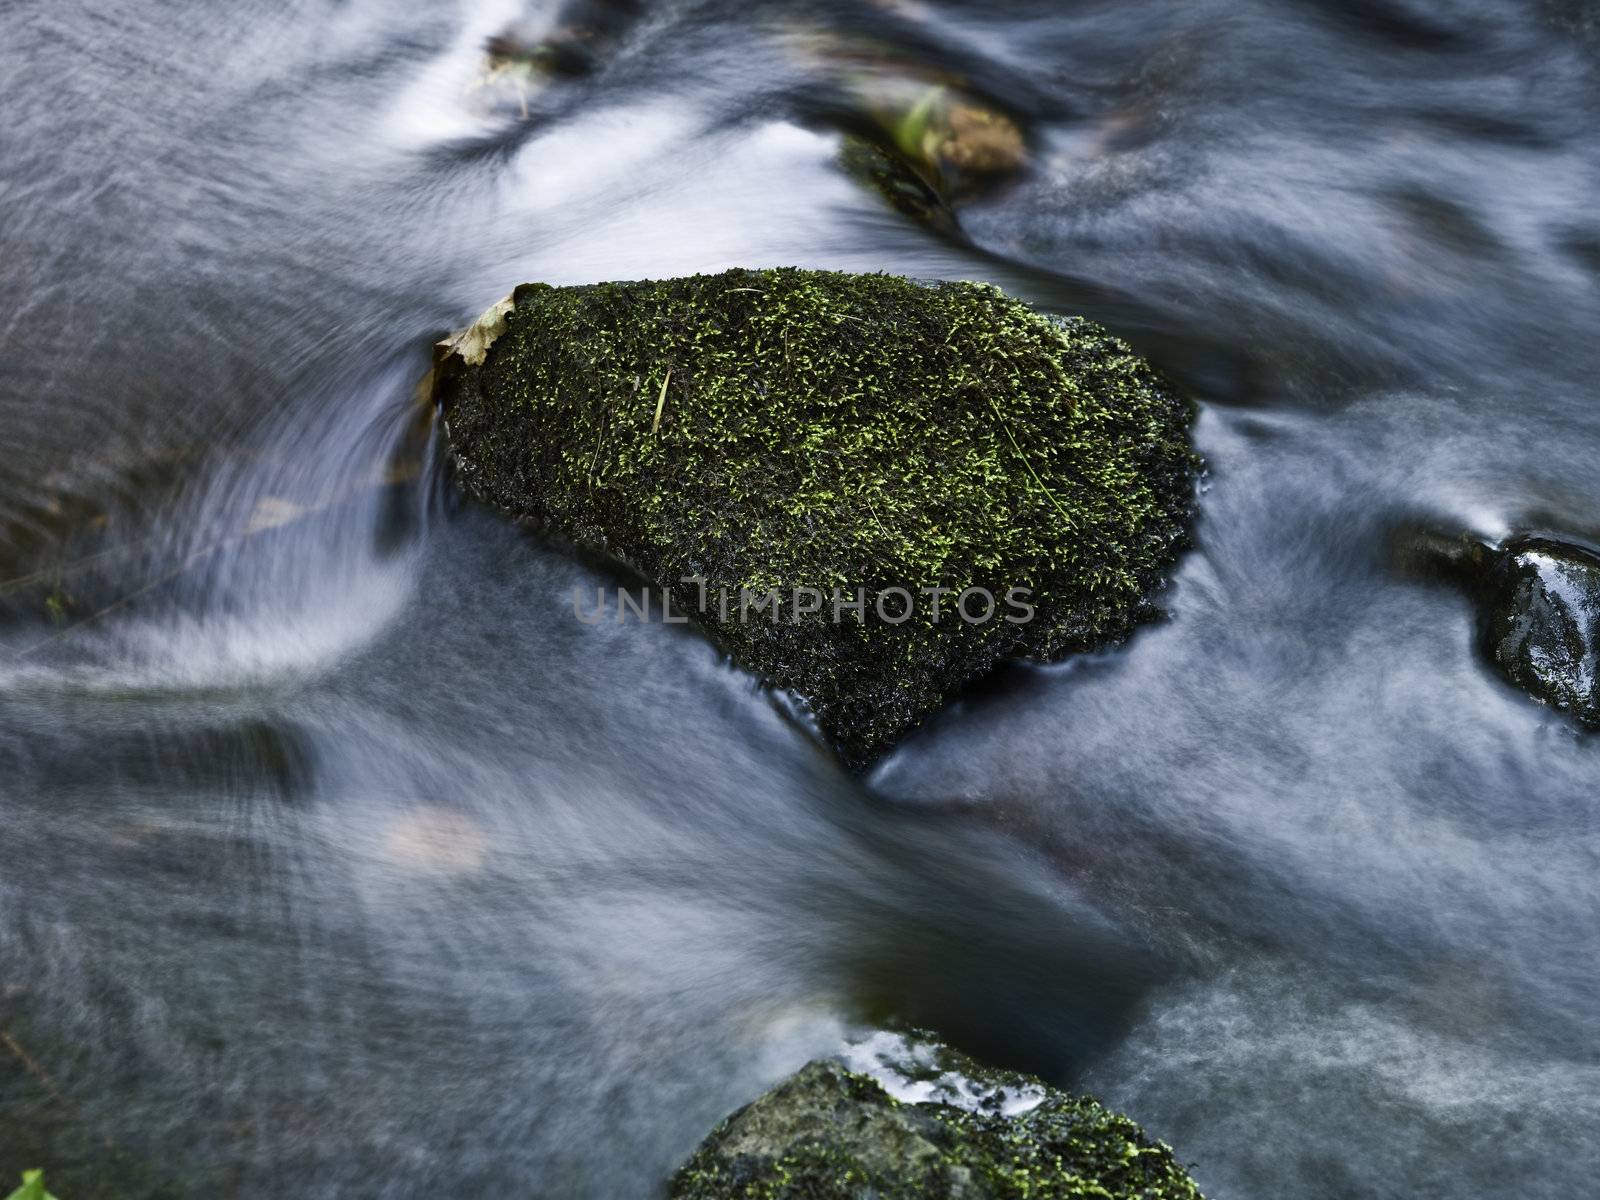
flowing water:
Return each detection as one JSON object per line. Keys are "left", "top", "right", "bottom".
{"left": 2, "top": 1, "right": 1598, "bottom": 1196}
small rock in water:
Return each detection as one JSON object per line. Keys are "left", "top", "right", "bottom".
{"left": 838, "top": 135, "right": 959, "bottom": 234}
{"left": 1398, "top": 529, "right": 1600, "bottom": 727}
{"left": 669, "top": 1032, "right": 1204, "bottom": 1199}
{"left": 1478, "top": 537, "right": 1600, "bottom": 727}
{"left": 854, "top": 78, "right": 1028, "bottom": 198}
{"left": 778, "top": 23, "right": 1030, "bottom": 222}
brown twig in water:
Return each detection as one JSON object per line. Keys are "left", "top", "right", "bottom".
{"left": 0, "top": 533, "right": 160, "bottom": 597}
{"left": 0, "top": 1027, "right": 70, "bottom": 1108}
{"left": 11, "top": 542, "right": 231, "bottom": 662}
{"left": 4, "top": 1022, "right": 123, "bottom": 1154}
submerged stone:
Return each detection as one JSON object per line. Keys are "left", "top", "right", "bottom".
{"left": 434, "top": 268, "right": 1196, "bottom": 767}
{"left": 783, "top": 24, "right": 1030, "bottom": 219}
{"left": 667, "top": 1053, "right": 1204, "bottom": 1200}
{"left": 839, "top": 136, "right": 959, "bottom": 235}
{"left": 469, "top": 0, "right": 645, "bottom": 119}
{"left": 852, "top": 80, "right": 1028, "bottom": 203}
{"left": 1399, "top": 530, "right": 1600, "bottom": 727}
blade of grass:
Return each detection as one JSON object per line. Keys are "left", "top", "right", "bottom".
{"left": 652, "top": 368, "right": 672, "bottom": 434}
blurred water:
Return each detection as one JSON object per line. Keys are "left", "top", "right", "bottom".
{"left": 2, "top": 1, "right": 1598, "bottom": 1196}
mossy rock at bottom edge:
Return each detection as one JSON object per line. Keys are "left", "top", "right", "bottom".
{"left": 435, "top": 267, "right": 1197, "bottom": 768}
{"left": 668, "top": 1059, "right": 1205, "bottom": 1200}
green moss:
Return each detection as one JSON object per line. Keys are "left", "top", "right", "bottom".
{"left": 668, "top": 1060, "right": 1203, "bottom": 1200}
{"left": 437, "top": 267, "right": 1196, "bottom": 766}
{"left": 931, "top": 1100, "right": 1203, "bottom": 1199}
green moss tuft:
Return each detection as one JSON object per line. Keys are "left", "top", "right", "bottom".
{"left": 437, "top": 267, "right": 1196, "bottom": 766}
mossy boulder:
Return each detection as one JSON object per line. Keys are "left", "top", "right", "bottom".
{"left": 435, "top": 268, "right": 1196, "bottom": 766}
{"left": 668, "top": 1058, "right": 1204, "bottom": 1200}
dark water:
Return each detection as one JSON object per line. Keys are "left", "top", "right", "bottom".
{"left": 3, "top": 1, "right": 1598, "bottom": 1196}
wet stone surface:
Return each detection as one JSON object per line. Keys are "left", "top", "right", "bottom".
{"left": 1478, "top": 536, "right": 1600, "bottom": 728}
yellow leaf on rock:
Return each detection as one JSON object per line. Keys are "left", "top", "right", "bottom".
{"left": 438, "top": 295, "right": 516, "bottom": 367}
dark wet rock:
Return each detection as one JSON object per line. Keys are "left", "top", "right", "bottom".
{"left": 839, "top": 135, "right": 959, "bottom": 235}
{"left": 432, "top": 268, "right": 1196, "bottom": 768}
{"left": 1399, "top": 530, "right": 1600, "bottom": 727}
{"left": 667, "top": 1054, "right": 1204, "bottom": 1199}
{"left": 1478, "top": 537, "right": 1600, "bottom": 726}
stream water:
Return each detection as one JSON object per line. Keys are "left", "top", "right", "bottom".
{"left": 2, "top": 1, "right": 1598, "bottom": 1196}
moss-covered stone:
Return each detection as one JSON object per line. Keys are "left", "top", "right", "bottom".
{"left": 668, "top": 1059, "right": 1204, "bottom": 1200}
{"left": 435, "top": 268, "right": 1196, "bottom": 766}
